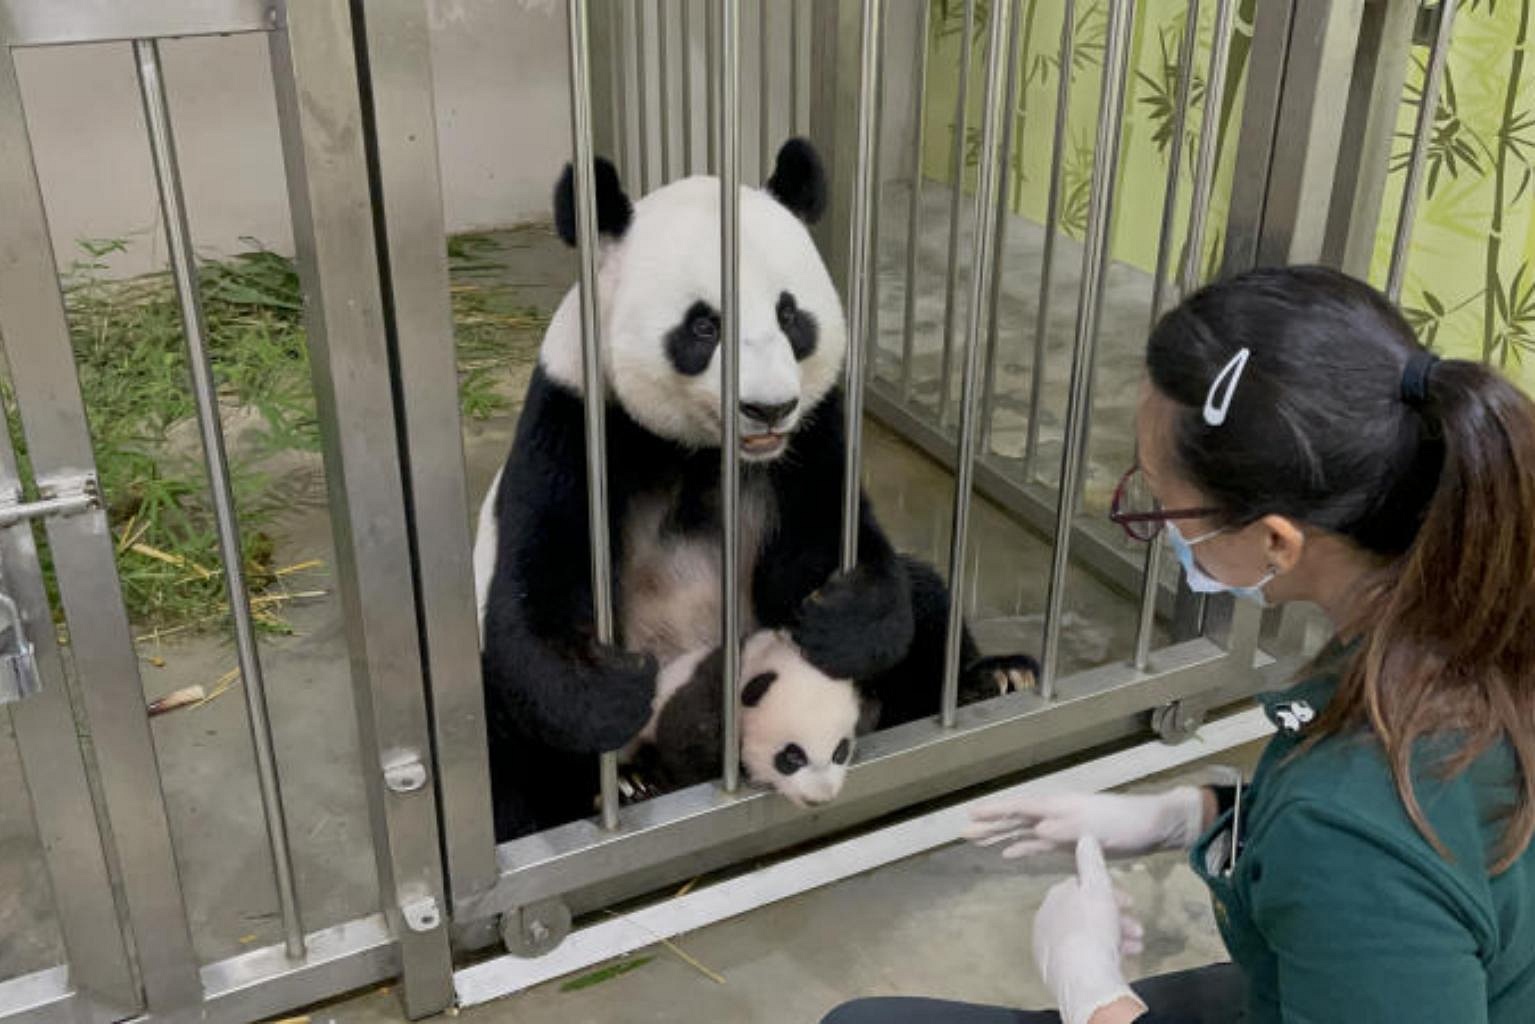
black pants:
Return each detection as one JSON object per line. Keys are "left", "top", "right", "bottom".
{"left": 819, "top": 963, "right": 1246, "bottom": 1024}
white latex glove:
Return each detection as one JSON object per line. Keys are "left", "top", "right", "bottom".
{"left": 965, "top": 786, "right": 1206, "bottom": 858}
{"left": 1033, "top": 836, "right": 1148, "bottom": 1024}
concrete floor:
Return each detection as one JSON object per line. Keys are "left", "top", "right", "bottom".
{"left": 0, "top": 185, "right": 1237, "bottom": 1020}
{"left": 310, "top": 755, "right": 1262, "bottom": 1024}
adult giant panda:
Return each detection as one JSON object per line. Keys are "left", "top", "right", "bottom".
{"left": 475, "top": 139, "right": 1038, "bottom": 841}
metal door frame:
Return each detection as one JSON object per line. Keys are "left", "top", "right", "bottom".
{"left": 0, "top": 2, "right": 456, "bottom": 1020}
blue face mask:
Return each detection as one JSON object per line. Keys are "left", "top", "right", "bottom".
{"left": 1165, "top": 522, "right": 1276, "bottom": 606}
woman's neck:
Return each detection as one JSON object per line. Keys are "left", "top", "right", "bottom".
{"left": 1295, "top": 533, "right": 1385, "bottom": 638}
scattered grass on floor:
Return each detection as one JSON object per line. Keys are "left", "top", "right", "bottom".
{"left": 560, "top": 955, "right": 656, "bottom": 992}
{"left": 1, "top": 233, "right": 548, "bottom": 638}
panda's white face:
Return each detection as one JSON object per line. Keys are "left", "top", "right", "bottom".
{"left": 739, "top": 630, "right": 859, "bottom": 806}
{"left": 542, "top": 174, "right": 846, "bottom": 462}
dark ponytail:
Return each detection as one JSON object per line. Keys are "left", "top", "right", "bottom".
{"left": 1351, "top": 357, "right": 1535, "bottom": 872}
{"left": 1147, "top": 265, "right": 1535, "bottom": 872}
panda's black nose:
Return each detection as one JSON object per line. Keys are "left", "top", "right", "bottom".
{"left": 741, "top": 399, "right": 798, "bottom": 428}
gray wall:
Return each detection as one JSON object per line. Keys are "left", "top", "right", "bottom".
{"left": 15, "top": 0, "right": 919, "bottom": 279}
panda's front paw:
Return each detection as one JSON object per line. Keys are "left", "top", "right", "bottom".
{"left": 793, "top": 563, "right": 913, "bottom": 680}
{"left": 584, "top": 644, "right": 659, "bottom": 751}
{"left": 961, "top": 653, "right": 1041, "bottom": 704}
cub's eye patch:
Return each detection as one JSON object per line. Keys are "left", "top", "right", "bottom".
{"left": 774, "top": 743, "right": 808, "bottom": 775}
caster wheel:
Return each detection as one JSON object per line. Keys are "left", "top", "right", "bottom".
{"left": 1152, "top": 701, "right": 1204, "bottom": 744}
{"left": 500, "top": 898, "right": 572, "bottom": 958}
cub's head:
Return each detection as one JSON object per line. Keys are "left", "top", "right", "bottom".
{"left": 739, "top": 630, "right": 859, "bottom": 807}
{"left": 544, "top": 139, "right": 846, "bottom": 462}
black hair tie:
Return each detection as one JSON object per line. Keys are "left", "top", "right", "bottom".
{"left": 1401, "top": 351, "right": 1440, "bottom": 406}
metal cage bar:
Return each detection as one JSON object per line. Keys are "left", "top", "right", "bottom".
{"left": 899, "top": 0, "right": 931, "bottom": 401}
{"left": 937, "top": 0, "right": 976, "bottom": 426}
{"left": 0, "top": 41, "right": 203, "bottom": 1016}
{"left": 719, "top": 0, "right": 744, "bottom": 793}
{"left": 565, "top": 0, "right": 623, "bottom": 834}
{"left": 1386, "top": 0, "right": 1457, "bottom": 303}
{"left": 636, "top": 0, "right": 652, "bottom": 192}
{"left": 841, "top": 0, "right": 883, "bottom": 571}
{"left": 1183, "top": 0, "right": 1236, "bottom": 297}
{"left": 760, "top": 0, "right": 771, "bottom": 182}
{"left": 1022, "top": 0, "right": 1076, "bottom": 483}
{"left": 613, "top": 1, "right": 632, "bottom": 185}
{"left": 1132, "top": 0, "right": 1201, "bottom": 671}
{"left": 659, "top": 0, "right": 674, "bottom": 183}
{"left": 707, "top": 0, "right": 719, "bottom": 173}
{"left": 133, "top": 36, "right": 306, "bottom": 961}
{"left": 790, "top": 0, "right": 802, "bottom": 135}
{"left": 683, "top": 0, "right": 695, "bottom": 173}
{"left": 977, "top": 0, "right": 1026, "bottom": 456}
{"left": 867, "top": 0, "right": 887, "bottom": 383}
{"left": 940, "top": 0, "right": 1014, "bottom": 726}
{"left": 1039, "top": 0, "right": 1134, "bottom": 696}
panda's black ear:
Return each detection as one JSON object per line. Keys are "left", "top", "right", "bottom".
{"left": 741, "top": 671, "right": 778, "bottom": 707}
{"left": 766, "top": 138, "right": 827, "bottom": 225}
{"left": 553, "top": 157, "right": 633, "bottom": 247}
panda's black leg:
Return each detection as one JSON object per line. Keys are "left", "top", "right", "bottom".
{"left": 857, "top": 556, "right": 1041, "bottom": 731}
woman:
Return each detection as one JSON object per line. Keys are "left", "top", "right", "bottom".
{"left": 823, "top": 266, "right": 1535, "bottom": 1024}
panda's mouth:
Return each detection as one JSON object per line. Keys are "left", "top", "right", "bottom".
{"left": 740, "top": 433, "right": 787, "bottom": 458}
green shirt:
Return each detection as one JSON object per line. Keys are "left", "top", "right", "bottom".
{"left": 1191, "top": 650, "right": 1535, "bottom": 1023}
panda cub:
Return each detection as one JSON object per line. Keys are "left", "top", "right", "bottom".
{"left": 475, "top": 138, "right": 1040, "bottom": 842}
{"left": 621, "top": 630, "right": 860, "bottom": 806}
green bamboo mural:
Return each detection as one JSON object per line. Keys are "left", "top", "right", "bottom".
{"left": 922, "top": 0, "right": 1535, "bottom": 393}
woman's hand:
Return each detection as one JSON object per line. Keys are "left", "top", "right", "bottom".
{"left": 965, "top": 787, "right": 1209, "bottom": 858}
{"left": 1033, "top": 836, "right": 1148, "bottom": 1024}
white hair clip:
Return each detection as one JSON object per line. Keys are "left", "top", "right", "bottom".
{"left": 1203, "top": 347, "right": 1250, "bottom": 427}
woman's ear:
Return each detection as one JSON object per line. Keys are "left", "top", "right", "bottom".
{"left": 1259, "top": 514, "right": 1307, "bottom": 574}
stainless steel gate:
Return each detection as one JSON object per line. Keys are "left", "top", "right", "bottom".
{"left": 0, "top": 2, "right": 451, "bottom": 1020}
{"left": 0, "top": 1, "right": 1460, "bottom": 1021}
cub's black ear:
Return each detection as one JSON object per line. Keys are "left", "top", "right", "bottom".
{"left": 741, "top": 671, "right": 778, "bottom": 707}
{"left": 553, "top": 157, "right": 633, "bottom": 247}
{"left": 765, "top": 138, "right": 827, "bottom": 225}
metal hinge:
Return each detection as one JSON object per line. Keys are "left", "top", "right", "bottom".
{"left": 1414, "top": 3, "right": 1445, "bottom": 47}
{"left": 0, "top": 473, "right": 100, "bottom": 529}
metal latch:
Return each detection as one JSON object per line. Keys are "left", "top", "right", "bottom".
{"left": 0, "top": 473, "right": 100, "bottom": 530}
{"left": 0, "top": 592, "right": 39, "bottom": 705}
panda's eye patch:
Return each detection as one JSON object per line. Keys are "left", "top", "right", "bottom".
{"left": 665, "top": 300, "right": 722, "bottom": 376}
{"left": 832, "top": 738, "right": 851, "bottom": 765}
{"left": 774, "top": 743, "right": 808, "bottom": 775}
{"left": 777, "top": 291, "right": 818, "bottom": 361}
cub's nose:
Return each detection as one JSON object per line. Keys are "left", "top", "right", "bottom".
{"left": 740, "top": 399, "right": 799, "bottom": 428}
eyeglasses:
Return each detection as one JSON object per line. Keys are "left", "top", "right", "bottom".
{"left": 1108, "top": 465, "right": 1221, "bottom": 542}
